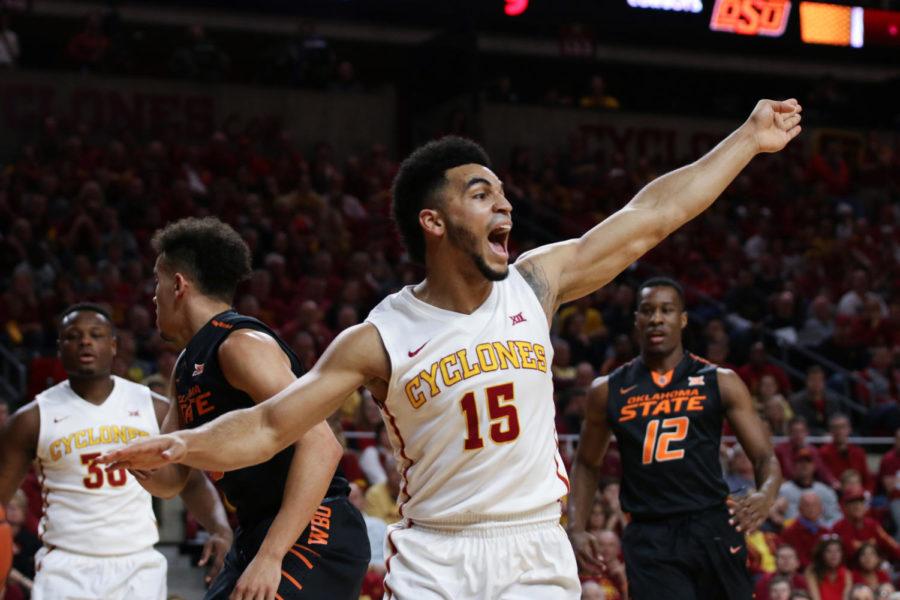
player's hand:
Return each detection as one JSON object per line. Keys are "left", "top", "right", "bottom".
{"left": 744, "top": 98, "right": 802, "bottom": 154}
{"left": 97, "top": 433, "right": 188, "bottom": 470}
{"left": 230, "top": 552, "right": 282, "bottom": 600}
{"left": 727, "top": 492, "right": 770, "bottom": 534}
{"left": 199, "top": 528, "right": 233, "bottom": 586}
{"left": 569, "top": 530, "right": 606, "bottom": 575}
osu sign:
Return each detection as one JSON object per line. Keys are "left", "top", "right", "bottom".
{"left": 710, "top": 0, "right": 792, "bottom": 37}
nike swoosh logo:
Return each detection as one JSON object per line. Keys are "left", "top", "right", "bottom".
{"left": 53, "top": 416, "right": 70, "bottom": 423}
{"left": 729, "top": 545, "right": 742, "bottom": 554}
{"left": 408, "top": 341, "right": 429, "bottom": 358}
{"left": 620, "top": 385, "right": 637, "bottom": 394}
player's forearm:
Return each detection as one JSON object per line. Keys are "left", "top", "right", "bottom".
{"left": 135, "top": 464, "right": 191, "bottom": 499}
{"left": 257, "top": 424, "right": 342, "bottom": 561}
{"left": 567, "top": 459, "right": 602, "bottom": 533}
{"left": 627, "top": 123, "right": 757, "bottom": 232}
{"left": 179, "top": 469, "right": 232, "bottom": 537}
{"left": 177, "top": 403, "right": 292, "bottom": 471}
{"left": 752, "top": 453, "right": 783, "bottom": 504}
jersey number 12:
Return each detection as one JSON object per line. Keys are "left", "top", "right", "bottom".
{"left": 642, "top": 417, "right": 689, "bottom": 464}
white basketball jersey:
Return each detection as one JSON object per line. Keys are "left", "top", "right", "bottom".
{"left": 365, "top": 265, "right": 569, "bottom": 525}
{"left": 35, "top": 376, "right": 160, "bottom": 555}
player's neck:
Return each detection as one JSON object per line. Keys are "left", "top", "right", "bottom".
{"left": 177, "top": 298, "right": 233, "bottom": 347}
{"left": 69, "top": 375, "right": 115, "bottom": 405}
{"left": 414, "top": 266, "right": 494, "bottom": 315}
{"left": 641, "top": 346, "right": 684, "bottom": 373}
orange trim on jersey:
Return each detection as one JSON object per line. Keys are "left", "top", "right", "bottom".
{"left": 287, "top": 547, "right": 314, "bottom": 569}
{"left": 380, "top": 401, "right": 414, "bottom": 518}
{"left": 281, "top": 569, "right": 303, "bottom": 591}
{"left": 275, "top": 594, "right": 284, "bottom": 600}
{"left": 651, "top": 369, "right": 674, "bottom": 388}
{"left": 293, "top": 543, "right": 321, "bottom": 558}
{"left": 554, "top": 455, "right": 570, "bottom": 492}
{"left": 689, "top": 352, "right": 714, "bottom": 366}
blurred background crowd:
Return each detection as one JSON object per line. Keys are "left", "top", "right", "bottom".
{"left": 1, "top": 0, "right": 899, "bottom": 599}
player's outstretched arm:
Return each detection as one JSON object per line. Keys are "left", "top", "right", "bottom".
{"left": 98, "top": 323, "right": 388, "bottom": 472}
{"left": 0, "top": 402, "right": 39, "bottom": 505}
{"left": 720, "top": 368, "right": 782, "bottom": 533}
{"left": 567, "top": 376, "right": 613, "bottom": 574}
{"left": 130, "top": 389, "right": 193, "bottom": 498}
{"left": 217, "top": 329, "right": 345, "bottom": 600}
{"left": 516, "top": 99, "right": 802, "bottom": 315}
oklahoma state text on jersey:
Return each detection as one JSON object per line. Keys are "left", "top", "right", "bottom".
{"left": 606, "top": 353, "right": 730, "bottom": 518}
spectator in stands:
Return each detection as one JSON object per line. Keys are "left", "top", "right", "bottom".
{"left": 585, "top": 531, "right": 626, "bottom": 600}
{"left": 819, "top": 414, "right": 874, "bottom": 492}
{"left": 725, "top": 446, "right": 756, "bottom": 494}
{"left": 738, "top": 341, "right": 793, "bottom": 396}
{"left": 599, "top": 334, "right": 633, "bottom": 376}
{"left": 766, "top": 290, "right": 803, "bottom": 345}
{"left": 790, "top": 366, "right": 841, "bottom": 435}
{"left": 781, "top": 491, "right": 834, "bottom": 567}
{"left": 838, "top": 269, "right": 887, "bottom": 319}
{"left": 765, "top": 395, "right": 791, "bottom": 436}
{"left": 851, "top": 543, "right": 890, "bottom": 590}
{"left": 848, "top": 583, "right": 876, "bottom": 600}
{"left": 780, "top": 450, "right": 842, "bottom": 526}
{"left": 726, "top": 269, "right": 769, "bottom": 325}
{"left": 832, "top": 489, "right": 900, "bottom": 562}
{"left": 804, "top": 537, "right": 852, "bottom": 600}
{"left": 359, "top": 422, "right": 391, "bottom": 487}
{"left": 798, "top": 296, "right": 836, "bottom": 349}
{"left": 579, "top": 75, "right": 620, "bottom": 110}
{"left": 776, "top": 417, "right": 837, "bottom": 486}
{"left": 169, "top": 24, "right": 230, "bottom": 82}
{"left": 364, "top": 456, "right": 401, "bottom": 524}
{"left": 877, "top": 428, "right": 900, "bottom": 540}
{"left": 552, "top": 337, "right": 578, "bottom": 389}
{"left": 329, "top": 60, "right": 364, "bottom": 93}
{"left": 6, "top": 490, "right": 37, "bottom": 595}
{"left": 855, "top": 346, "right": 900, "bottom": 412}
{"left": 768, "top": 576, "right": 793, "bottom": 600}
{"left": 0, "top": 12, "right": 19, "bottom": 68}
{"left": 348, "top": 483, "right": 386, "bottom": 572}
{"left": 66, "top": 13, "right": 109, "bottom": 71}
{"left": 754, "top": 545, "right": 808, "bottom": 600}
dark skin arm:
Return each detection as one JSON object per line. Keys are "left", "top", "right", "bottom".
{"left": 720, "top": 368, "right": 782, "bottom": 533}
{"left": 0, "top": 402, "right": 39, "bottom": 505}
{"left": 218, "top": 330, "right": 343, "bottom": 600}
{"left": 567, "top": 376, "right": 612, "bottom": 574}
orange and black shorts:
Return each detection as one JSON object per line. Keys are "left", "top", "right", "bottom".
{"left": 205, "top": 495, "right": 369, "bottom": 600}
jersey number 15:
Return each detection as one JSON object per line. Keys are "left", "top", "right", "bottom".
{"left": 459, "top": 383, "right": 520, "bottom": 451}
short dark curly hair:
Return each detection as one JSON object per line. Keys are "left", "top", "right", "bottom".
{"left": 57, "top": 302, "right": 115, "bottom": 334}
{"left": 151, "top": 217, "right": 251, "bottom": 303}
{"left": 637, "top": 276, "right": 685, "bottom": 310}
{"left": 391, "top": 136, "right": 491, "bottom": 264}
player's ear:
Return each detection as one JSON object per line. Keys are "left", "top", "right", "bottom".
{"left": 680, "top": 310, "right": 688, "bottom": 330}
{"left": 173, "top": 272, "right": 188, "bottom": 298}
{"left": 419, "top": 208, "right": 445, "bottom": 238}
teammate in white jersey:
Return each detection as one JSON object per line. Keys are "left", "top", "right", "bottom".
{"left": 102, "top": 98, "right": 802, "bottom": 599}
{"left": 0, "top": 304, "right": 233, "bottom": 600}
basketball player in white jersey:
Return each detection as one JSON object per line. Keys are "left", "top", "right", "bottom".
{"left": 102, "top": 98, "right": 802, "bottom": 599}
{"left": 0, "top": 304, "right": 233, "bottom": 600}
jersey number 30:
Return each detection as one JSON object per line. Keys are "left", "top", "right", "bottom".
{"left": 459, "top": 383, "right": 520, "bottom": 450}
{"left": 642, "top": 417, "right": 689, "bottom": 464}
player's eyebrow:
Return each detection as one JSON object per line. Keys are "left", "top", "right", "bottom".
{"left": 464, "top": 177, "right": 493, "bottom": 191}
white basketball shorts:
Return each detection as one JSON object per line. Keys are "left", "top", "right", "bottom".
{"left": 31, "top": 545, "right": 166, "bottom": 600}
{"left": 383, "top": 505, "right": 580, "bottom": 600}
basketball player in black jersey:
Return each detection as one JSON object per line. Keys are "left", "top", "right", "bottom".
{"left": 568, "top": 277, "right": 781, "bottom": 600}
{"left": 134, "top": 217, "right": 368, "bottom": 600}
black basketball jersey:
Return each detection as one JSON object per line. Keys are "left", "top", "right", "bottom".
{"left": 174, "top": 310, "right": 348, "bottom": 526}
{"left": 606, "top": 352, "right": 729, "bottom": 519}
